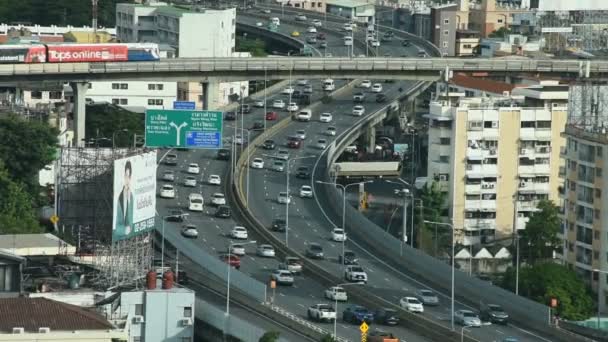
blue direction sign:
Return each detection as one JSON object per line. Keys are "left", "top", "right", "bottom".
{"left": 173, "top": 101, "right": 196, "bottom": 110}
{"left": 186, "top": 131, "right": 221, "bottom": 148}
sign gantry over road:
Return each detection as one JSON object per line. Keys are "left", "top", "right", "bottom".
{"left": 145, "top": 109, "right": 223, "bottom": 149}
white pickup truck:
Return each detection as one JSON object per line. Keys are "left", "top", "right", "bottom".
{"left": 307, "top": 304, "right": 336, "bottom": 322}
{"left": 344, "top": 265, "right": 368, "bottom": 284}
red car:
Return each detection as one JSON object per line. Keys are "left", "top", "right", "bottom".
{"left": 220, "top": 254, "right": 241, "bottom": 269}
{"left": 287, "top": 136, "right": 301, "bottom": 149}
{"left": 266, "top": 111, "right": 278, "bottom": 120}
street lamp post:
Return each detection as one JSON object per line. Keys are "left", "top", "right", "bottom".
{"left": 226, "top": 240, "right": 257, "bottom": 317}
{"left": 386, "top": 178, "right": 415, "bottom": 248}
{"left": 515, "top": 233, "right": 520, "bottom": 295}
{"left": 332, "top": 282, "right": 364, "bottom": 339}
{"left": 263, "top": 67, "right": 267, "bottom": 132}
{"left": 461, "top": 326, "right": 471, "bottom": 342}
{"left": 593, "top": 268, "right": 608, "bottom": 329}
{"left": 425, "top": 220, "right": 455, "bottom": 331}
{"left": 316, "top": 180, "right": 373, "bottom": 266}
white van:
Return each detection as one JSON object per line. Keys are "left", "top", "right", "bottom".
{"left": 343, "top": 36, "right": 353, "bottom": 46}
{"left": 188, "top": 193, "right": 204, "bottom": 212}
{"left": 323, "top": 79, "right": 335, "bottom": 91}
{"left": 271, "top": 17, "right": 280, "bottom": 26}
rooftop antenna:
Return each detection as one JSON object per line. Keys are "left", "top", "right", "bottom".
{"left": 92, "top": 0, "right": 99, "bottom": 43}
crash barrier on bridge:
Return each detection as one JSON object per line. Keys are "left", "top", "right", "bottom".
{"left": 156, "top": 222, "right": 267, "bottom": 303}
{"left": 230, "top": 85, "right": 482, "bottom": 341}
{"left": 252, "top": 3, "right": 442, "bottom": 57}
{"left": 317, "top": 109, "right": 591, "bottom": 342}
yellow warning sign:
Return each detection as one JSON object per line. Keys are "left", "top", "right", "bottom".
{"left": 50, "top": 215, "right": 59, "bottom": 224}
{"left": 359, "top": 321, "right": 369, "bottom": 333}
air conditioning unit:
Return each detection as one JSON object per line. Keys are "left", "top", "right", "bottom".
{"left": 482, "top": 183, "right": 489, "bottom": 189}
{"left": 38, "top": 327, "right": 50, "bottom": 334}
{"left": 489, "top": 149, "right": 496, "bottom": 155}
{"left": 520, "top": 148, "right": 526, "bottom": 154}
{"left": 180, "top": 318, "right": 193, "bottom": 326}
{"left": 520, "top": 182, "right": 526, "bottom": 187}
{"left": 12, "top": 328, "right": 24, "bottom": 334}
{"left": 133, "top": 315, "right": 145, "bottom": 324}
{"left": 491, "top": 121, "right": 499, "bottom": 128}
{"left": 466, "top": 164, "right": 473, "bottom": 170}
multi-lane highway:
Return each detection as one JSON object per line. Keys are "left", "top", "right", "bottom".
{"left": 154, "top": 16, "right": 436, "bottom": 341}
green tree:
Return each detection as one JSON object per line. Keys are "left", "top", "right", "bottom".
{"left": 520, "top": 200, "right": 561, "bottom": 264}
{"left": 0, "top": 115, "right": 59, "bottom": 190}
{"left": 319, "top": 334, "right": 336, "bottom": 342}
{"left": 501, "top": 263, "right": 593, "bottom": 320}
{"left": 0, "top": 161, "right": 41, "bottom": 234}
{"left": 236, "top": 37, "right": 268, "bottom": 57}
{"left": 259, "top": 331, "right": 280, "bottom": 342}
{"left": 414, "top": 181, "right": 447, "bottom": 254}
{"left": 488, "top": 27, "right": 512, "bottom": 38}
{"left": 85, "top": 104, "right": 144, "bottom": 148}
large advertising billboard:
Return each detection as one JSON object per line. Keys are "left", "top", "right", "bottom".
{"left": 47, "top": 44, "right": 129, "bottom": 63}
{"left": 112, "top": 151, "right": 157, "bottom": 242}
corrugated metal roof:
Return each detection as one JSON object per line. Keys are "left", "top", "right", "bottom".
{"left": 0, "top": 297, "right": 113, "bottom": 332}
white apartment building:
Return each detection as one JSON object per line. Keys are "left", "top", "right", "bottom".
{"left": 426, "top": 83, "right": 568, "bottom": 245}
{"left": 82, "top": 81, "right": 177, "bottom": 111}
{"left": 116, "top": 2, "right": 246, "bottom": 109}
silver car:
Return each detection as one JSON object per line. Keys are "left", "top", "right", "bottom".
{"left": 162, "top": 170, "right": 175, "bottom": 182}
{"left": 184, "top": 176, "right": 197, "bottom": 187}
{"left": 257, "top": 244, "right": 276, "bottom": 257}
{"left": 454, "top": 309, "right": 482, "bottom": 327}
{"left": 271, "top": 269, "right": 294, "bottom": 286}
{"left": 272, "top": 160, "right": 285, "bottom": 172}
{"left": 416, "top": 289, "right": 439, "bottom": 306}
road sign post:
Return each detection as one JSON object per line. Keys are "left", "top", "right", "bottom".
{"left": 360, "top": 321, "right": 368, "bottom": 342}
{"left": 145, "top": 109, "right": 223, "bottom": 149}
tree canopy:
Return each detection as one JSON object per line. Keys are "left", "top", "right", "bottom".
{"left": 236, "top": 37, "right": 268, "bottom": 57}
{"left": 520, "top": 199, "right": 561, "bottom": 264}
{"left": 501, "top": 262, "right": 593, "bottom": 320}
{"left": 0, "top": 160, "right": 42, "bottom": 234}
{"left": 259, "top": 331, "right": 280, "bottom": 342}
{"left": 85, "top": 104, "right": 144, "bottom": 148}
{"left": 0, "top": 0, "right": 132, "bottom": 27}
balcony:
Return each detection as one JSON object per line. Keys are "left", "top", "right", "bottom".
{"left": 517, "top": 200, "right": 540, "bottom": 211}
{"left": 520, "top": 128, "right": 553, "bottom": 140}
{"left": 518, "top": 164, "right": 550, "bottom": 175}
{"left": 516, "top": 217, "right": 530, "bottom": 230}
{"left": 467, "top": 148, "right": 497, "bottom": 160}
{"left": 482, "top": 128, "right": 499, "bottom": 139}
{"left": 519, "top": 181, "right": 550, "bottom": 193}
{"left": 464, "top": 218, "right": 496, "bottom": 230}
{"left": 465, "top": 184, "right": 481, "bottom": 194}
{"left": 559, "top": 166, "right": 566, "bottom": 177}
{"left": 466, "top": 164, "right": 498, "bottom": 176}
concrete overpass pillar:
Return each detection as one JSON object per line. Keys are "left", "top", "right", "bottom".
{"left": 69, "top": 82, "right": 88, "bottom": 147}
{"left": 201, "top": 80, "right": 221, "bottom": 110}
{"left": 365, "top": 125, "right": 376, "bottom": 154}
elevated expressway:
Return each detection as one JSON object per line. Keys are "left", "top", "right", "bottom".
{"left": 155, "top": 13, "right": 432, "bottom": 342}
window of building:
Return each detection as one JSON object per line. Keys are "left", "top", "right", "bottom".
{"left": 497, "top": 19, "right": 504, "bottom": 23}
{"left": 112, "top": 83, "right": 120, "bottom": 90}
{"left": 463, "top": 44, "right": 472, "bottom": 49}
{"left": 484, "top": 121, "right": 498, "bottom": 128}
{"left": 439, "top": 155, "right": 449, "bottom": 163}
{"left": 440, "top": 137, "right": 450, "bottom": 145}
{"left": 135, "top": 304, "right": 143, "bottom": 315}
{"left": 157, "top": 84, "right": 164, "bottom": 90}
{"left": 468, "top": 121, "right": 482, "bottom": 130}
{"left": 596, "top": 189, "right": 602, "bottom": 198}
{"left": 577, "top": 225, "right": 593, "bottom": 245}
{"left": 88, "top": 83, "right": 92, "bottom": 89}
{"left": 184, "top": 307, "right": 192, "bottom": 317}
{"left": 443, "top": 41, "right": 448, "bottom": 48}
{"left": 520, "top": 121, "right": 535, "bottom": 128}
{"left": 119, "top": 99, "right": 128, "bottom": 105}
{"left": 134, "top": 337, "right": 142, "bottom": 342}
{"left": 49, "top": 91, "right": 62, "bottom": 99}
{"left": 148, "top": 99, "right": 163, "bottom": 106}
{"left": 444, "top": 19, "right": 450, "bottom": 25}
{"left": 148, "top": 84, "right": 156, "bottom": 90}
{"left": 595, "top": 230, "right": 600, "bottom": 240}
{"left": 311, "top": 2, "right": 316, "bottom": 7}
{"left": 598, "top": 168, "right": 603, "bottom": 177}
{"left": 443, "top": 30, "right": 449, "bottom": 36}
{"left": 595, "top": 251, "right": 600, "bottom": 260}
{"left": 120, "top": 83, "right": 128, "bottom": 89}
{"left": 536, "top": 121, "right": 551, "bottom": 129}
{"left": 112, "top": 98, "right": 119, "bottom": 105}
{"left": 30, "top": 91, "right": 42, "bottom": 99}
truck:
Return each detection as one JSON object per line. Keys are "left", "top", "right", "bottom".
{"left": 307, "top": 304, "right": 336, "bottom": 322}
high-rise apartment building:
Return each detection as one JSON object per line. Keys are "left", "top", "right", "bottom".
{"left": 426, "top": 83, "right": 568, "bottom": 245}
{"left": 559, "top": 84, "right": 608, "bottom": 312}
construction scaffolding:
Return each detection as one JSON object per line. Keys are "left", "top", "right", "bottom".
{"left": 536, "top": 10, "right": 608, "bottom": 53}
{"left": 57, "top": 147, "right": 153, "bottom": 290}
{"left": 568, "top": 83, "right": 608, "bottom": 130}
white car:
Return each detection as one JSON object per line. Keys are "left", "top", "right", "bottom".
{"left": 331, "top": 228, "right": 347, "bottom": 242}
{"left": 343, "top": 23, "right": 353, "bottom": 31}
{"left": 352, "top": 105, "right": 365, "bottom": 116}
{"left": 251, "top": 158, "right": 264, "bottom": 169}
{"left": 344, "top": 265, "right": 368, "bottom": 283}
{"left": 312, "top": 19, "right": 322, "bottom": 27}
{"left": 188, "top": 193, "right": 204, "bottom": 212}
{"left": 231, "top": 226, "right": 249, "bottom": 240}
{"left": 230, "top": 243, "right": 246, "bottom": 256}
{"left": 454, "top": 310, "right": 482, "bottom": 327}
{"left": 306, "top": 26, "right": 317, "bottom": 33}
{"left": 160, "top": 184, "right": 176, "bottom": 199}
{"left": 295, "top": 15, "right": 307, "bottom": 21}
{"left": 276, "top": 149, "right": 289, "bottom": 161}
{"left": 187, "top": 163, "right": 200, "bottom": 174}
{"left": 295, "top": 129, "right": 307, "bottom": 140}
{"left": 181, "top": 225, "right": 199, "bottom": 239}
{"left": 359, "top": 80, "right": 372, "bottom": 88}
{"left": 287, "top": 102, "right": 299, "bottom": 112}
{"left": 371, "top": 83, "right": 383, "bottom": 93}
{"left": 257, "top": 244, "right": 276, "bottom": 257}
{"left": 272, "top": 160, "right": 286, "bottom": 172}
{"left": 297, "top": 79, "right": 309, "bottom": 86}
{"left": 273, "top": 99, "right": 286, "bottom": 109}
{"left": 300, "top": 185, "right": 313, "bottom": 198}
{"left": 184, "top": 176, "right": 197, "bottom": 187}
{"left": 325, "top": 286, "right": 348, "bottom": 301}
{"left": 162, "top": 170, "right": 175, "bottom": 182}
{"left": 234, "top": 134, "right": 244, "bottom": 145}
{"left": 208, "top": 174, "right": 221, "bottom": 185}
{"left": 253, "top": 99, "right": 265, "bottom": 107}
{"left": 326, "top": 126, "right": 336, "bottom": 136}
{"left": 400, "top": 296, "right": 424, "bottom": 313}
{"left": 256, "top": 21, "right": 263, "bottom": 27}
{"left": 371, "top": 39, "right": 380, "bottom": 47}
{"left": 317, "top": 139, "right": 328, "bottom": 149}
{"left": 282, "top": 86, "right": 295, "bottom": 95}
{"left": 319, "top": 112, "right": 332, "bottom": 122}
{"left": 277, "top": 192, "right": 291, "bottom": 204}
{"left": 271, "top": 269, "right": 294, "bottom": 285}
{"left": 296, "top": 110, "right": 312, "bottom": 122}
{"left": 211, "top": 193, "right": 226, "bottom": 206}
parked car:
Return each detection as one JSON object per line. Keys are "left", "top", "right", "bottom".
{"left": 257, "top": 244, "right": 276, "bottom": 257}
{"left": 326, "top": 126, "right": 337, "bottom": 136}
{"left": 400, "top": 296, "right": 424, "bottom": 313}
{"left": 184, "top": 176, "right": 197, "bottom": 187}
{"left": 224, "top": 111, "right": 236, "bottom": 120}
{"left": 316, "top": 139, "right": 328, "bottom": 149}
{"left": 371, "top": 83, "right": 383, "bottom": 93}
{"left": 215, "top": 205, "right": 231, "bottom": 218}
{"left": 272, "top": 99, "right": 286, "bottom": 109}
{"left": 287, "top": 136, "right": 302, "bottom": 149}
{"left": 454, "top": 309, "right": 482, "bottom": 327}
{"left": 253, "top": 99, "right": 265, "bottom": 107}
{"left": 229, "top": 244, "right": 246, "bottom": 256}
{"left": 187, "top": 163, "right": 200, "bottom": 174}
{"left": 344, "top": 265, "right": 367, "bottom": 283}
{"left": 331, "top": 228, "right": 346, "bottom": 242}
{"left": 165, "top": 209, "right": 187, "bottom": 222}
{"left": 353, "top": 92, "right": 365, "bottom": 102}
{"left": 277, "top": 191, "right": 291, "bottom": 204}
{"left": 162, "top": 170, "right": 175, "bottom": 182}
{"left": 251, "top": 158, "right": 264, "bottom": 169}
{"left": 188, "top": 193, "right": 204, "bottom": 212}
{"left": 352, "top": 105, "right": 365, "bottom": 116}
{"left": 373, "top": 309, "right": 400, "bottom": 326}
{"left": 272, "top": 160, "right": 286, "bottom": 172}
{"left": 376, "top": 94, "right": 387, "bottom": 103}
{"left": 295, "top": 166, "right": 310, "bottom": 179}
{"left": 319, "top": 112, "right": 332, "bottom": 122}
{"left": 359, "top": 80, "right": 372, "bottom": 88}
{"left": 208, "top": 174, "right": 221, "bottom": 185}
{"left": 295, "top": 129, "right": 307, "bottom": 140}
{"left": 287, "top": 102, "right": 299, "bottom": 112}
{"left": 343, "top": 306, "right": 374, "bottom": 324}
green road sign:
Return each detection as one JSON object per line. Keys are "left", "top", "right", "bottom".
{"left": 145, "top": 109, "right": 223, "bottom": 149}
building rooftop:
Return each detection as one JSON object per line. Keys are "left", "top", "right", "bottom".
{"left": 0, "top": 233, "right": 75, "bottom": 257}
{"left": 327, "top": 0, "right": 374, "bottom": 9}
{"left": 451, "top": 73, "right": 517, "bottom": 95}
{"left": 0, "top": 297, "right": 113, "bottom": 333}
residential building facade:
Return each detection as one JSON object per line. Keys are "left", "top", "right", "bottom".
{"left": 427, "top": 84, "right": 568, "bottom": 245}
{"left": 430, "top": 4, "right": 457, "bottom": 56}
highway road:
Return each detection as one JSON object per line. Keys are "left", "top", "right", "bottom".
{"left": 235, "top": 9, "right": 554, "bottom": 342}
{"left": 154, "top": 16, "right": 433, "bottom": 341}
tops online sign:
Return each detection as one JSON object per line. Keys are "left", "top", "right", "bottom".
{"left": 47, "top": 45, "right": 129, "bottom": 63}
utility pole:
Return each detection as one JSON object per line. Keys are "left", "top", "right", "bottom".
{"left": 91, "top": 0, "right": 99, "bottom": 43}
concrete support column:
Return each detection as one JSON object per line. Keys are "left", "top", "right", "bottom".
{"left": 69, "top": 82, "right": 88, "bottom": 147}
{"left": 201, "top": 79, "right": 221, "bottom": 110}
{"left": 365, "top": 124, "right": 376, "bottom": 154}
